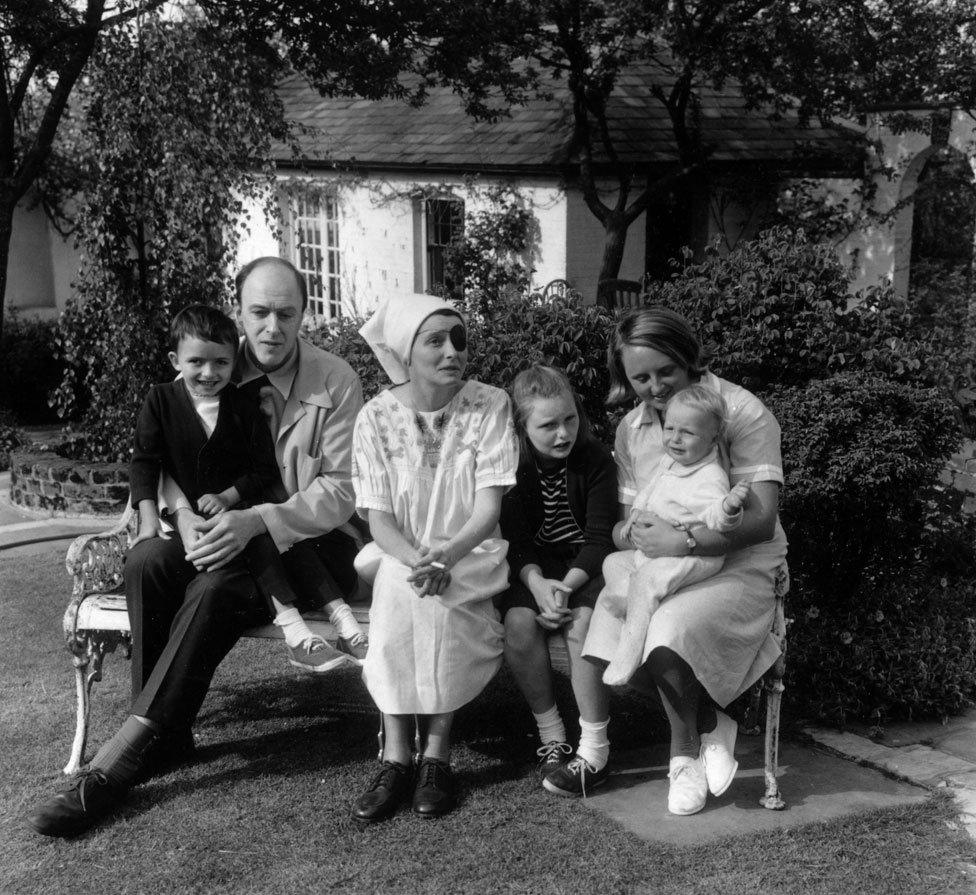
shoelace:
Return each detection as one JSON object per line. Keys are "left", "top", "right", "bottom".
{"left": 299, "top": 635, "right": 330, "bottom": 654}
{"left": 536, "top": 741, "right": 573, "bottom": 764}
{"left": 368, "top": 763, "right": 406, "bottom": 792}
{"left": 564, "top": 756, "right": 597, "bottom": 798}
{"left": 70, "top": 768, "right": 108, "bottom": 812}
{"left": 416, "top": 759, "right": 449, "bottom": 790}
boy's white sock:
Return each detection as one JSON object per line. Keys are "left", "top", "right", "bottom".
{"left": 532, "top": 704, "right": 567, "bottom": 745}
{"left": 273, "top": 607, "right": 317, "bottom": 649}
{"left": 327, "top": 599, "right": 365, "bottom": 641}
{"left": 576, "top": 717, "right": 610, "bottom": 771}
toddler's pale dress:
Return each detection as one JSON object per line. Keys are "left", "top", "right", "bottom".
{"left": 352, "top": 380, "right": 518, "bottom": 714}
{"left": 583, "top": 372, "right": 789, "bottom": 706}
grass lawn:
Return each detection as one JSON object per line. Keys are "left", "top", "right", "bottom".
{"left": 2, "top": 547, "right": 975, "bottom": 895}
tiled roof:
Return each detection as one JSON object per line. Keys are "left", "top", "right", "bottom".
{"left": 275, "top": 58, "right": 859, "bottom": 173}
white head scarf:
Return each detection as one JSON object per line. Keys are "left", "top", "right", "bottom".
{"left": 359, "top": 294, "right": 464, "bottom": 385}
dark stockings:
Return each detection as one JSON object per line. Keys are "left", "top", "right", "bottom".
{"left": 645, "top": 647, "right": 718, "bottom": 758}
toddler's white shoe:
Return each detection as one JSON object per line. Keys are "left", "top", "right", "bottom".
{"left": 667, "top": 756, "right": 707, "bottom": 816}
{"left": 699, "top": 710, "right": 739, "bottom": 797}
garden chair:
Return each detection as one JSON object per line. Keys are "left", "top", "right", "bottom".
{"left": 597, "top": 278, "right": 644, "bottom": 311}
{"left": 541, "top": 278, "right": 572, "bottom": 299}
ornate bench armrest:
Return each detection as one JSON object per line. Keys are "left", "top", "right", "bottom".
{"left": 63, "top": 505, "right": 136, "bottom": 646}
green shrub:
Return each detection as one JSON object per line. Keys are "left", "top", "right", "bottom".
{"left": 648, "top": 227, "right": 975, "bottom": 420}
{"left": 762, "top": 373, "right": 963, "bottom": 601}
{"left": 787, "top": 572, "right": 976, "bottom": 726}
{"left": 0, "top": 314, "right": 63, "bottom": 423}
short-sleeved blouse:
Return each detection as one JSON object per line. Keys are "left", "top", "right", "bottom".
{"left": 584, "top": 372, "right": 788, "bottom": 706}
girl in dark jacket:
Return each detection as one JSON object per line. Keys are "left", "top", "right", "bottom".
{"left": 499, "top": 365, "right": 617, "bottom": 797}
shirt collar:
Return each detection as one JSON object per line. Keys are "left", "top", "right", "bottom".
{"left": 237, "top": 340, "right": 299, "bottom": 399}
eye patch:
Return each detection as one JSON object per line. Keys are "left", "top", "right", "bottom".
{"left": 449, "top": 324, "right": 467, "bottom": 352}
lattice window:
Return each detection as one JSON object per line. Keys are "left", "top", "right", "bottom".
{"left": 423, "top": 197, "right": 464, "bottom": 295}
{"left": 290, "top": 192, "right": 341, "bottom": 319}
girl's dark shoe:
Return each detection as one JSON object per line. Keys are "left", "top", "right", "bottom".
{"left": 412, "top": 757, "right": 456, "bottom": 818}
{"left": 536, "top": 740, "right": 573, "bottom": 777}
{"left": 351, "top": 760, "right": 413, "bottom": 824}
{"left": 29, "top": 770, "right": 126, "bottom": 838}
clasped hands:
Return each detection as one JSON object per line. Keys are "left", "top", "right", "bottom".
{"left": 526, "top": 570, "right": 573, "bottom": 631}
{"left": 176, "top": 505, "right": 265, "bottom": 572}
{"left": 406, "top": 546, "right": 453, "bottom": 597}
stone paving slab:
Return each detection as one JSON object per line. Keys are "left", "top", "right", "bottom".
{"left": 804, "top": 727, "right": 976, "bottom": 787}
{"left": 580, "top": 737, "right": 927, "bottom": 847}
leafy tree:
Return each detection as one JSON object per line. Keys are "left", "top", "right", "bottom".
{"left": 53, "top": 12, "right": 286, "bottom": 461}
{"left": 229, "top": 0, "right": 976, "bottom": 286}
{"left": 0, "top": 0, "right": 173, "bottom": 343}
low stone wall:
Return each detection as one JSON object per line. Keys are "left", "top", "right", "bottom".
{"left": 9, "top": 450, "right": 129, "bottom": 515}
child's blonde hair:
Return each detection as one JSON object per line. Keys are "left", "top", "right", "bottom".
{"left": 665, "top": 384, "right": 728, "bottom": 440}
{"left": 511, "top": 365, "right": 592, "bottom": 451}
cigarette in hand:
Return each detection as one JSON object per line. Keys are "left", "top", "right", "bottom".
{"left": 430, "top": 561, "right": 446, "bottom": 570}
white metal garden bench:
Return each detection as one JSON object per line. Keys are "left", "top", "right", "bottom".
{"left": 61, "top": 505, "right": 788, "bottom": 808}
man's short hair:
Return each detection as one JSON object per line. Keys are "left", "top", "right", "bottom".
{"left": 170, "top": 304, "right": 239, "bottom": 351}
{"left": 234, "top": 256, "right": 308, "bottom": 311}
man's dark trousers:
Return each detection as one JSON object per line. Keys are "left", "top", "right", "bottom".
{"left": 123, "top": 529, "right": 359, "bottom": 733}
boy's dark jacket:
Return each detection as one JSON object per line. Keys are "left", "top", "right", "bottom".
{"left": 500, "top": 434, "right": 617, "bottom": 580}
{"left": 129, "top": 379, "right": 285, "bottom": 511}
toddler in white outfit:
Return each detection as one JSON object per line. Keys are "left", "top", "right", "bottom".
{"left": 602, "top": 385, "right": 750, "bottom": 686}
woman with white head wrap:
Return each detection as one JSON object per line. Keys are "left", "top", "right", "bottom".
{"left": 350, "top": 294, "right": 518, "bottom": 823}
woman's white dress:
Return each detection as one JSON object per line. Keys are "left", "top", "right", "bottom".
{"left": 582, "top": 372, "right": 789, "bottom": 706}
{"left": 352, "top": 380, "right": 518, "bottom": 714}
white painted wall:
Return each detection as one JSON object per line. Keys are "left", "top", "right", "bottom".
{"left": 239, "top": 171, "right": 574, "bottom": 317}
{"left": 7, "top": 201, "right": 57, "bottom": 318}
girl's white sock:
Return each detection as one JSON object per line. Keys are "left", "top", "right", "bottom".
{"left": 576, "top": 717, "right": 610, "bottom": 771}
{"left": 273, "top": 606, "right": 317, "bottom": 649}
{"left": 532, "top": 704, "right": 567, "bottom": 745}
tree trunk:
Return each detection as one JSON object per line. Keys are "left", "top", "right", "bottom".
{"left": 0, "top": 199, "right": 14, "bottom": 346}
{"left": 597, "top": 211, "right": 629, "bottom": 290}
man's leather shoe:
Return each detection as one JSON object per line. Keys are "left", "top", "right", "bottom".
{"left": 28, "top": 769, "right": 126, "bottom": 837}
{"left": 412, "top": 757, "right": 456, "bottom": 818}
{"left": 351, "top": 760, "right": 412, "bottom": 824}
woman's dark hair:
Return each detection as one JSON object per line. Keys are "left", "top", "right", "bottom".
{"left": 606, "top": 306, "right": 705, "bottom": 406}
{"left": 511, "top": 364, "right": 592, "bottom": 457}
{"left": 170, "top": 303, "right": 239, "bottom": 351}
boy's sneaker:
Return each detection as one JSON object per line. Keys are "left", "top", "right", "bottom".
{"left": 337, "top": 631, "right": 369, "bottom": 664}
{"left": 287, "top": 637, "right": 355, "bottom": 673}
{"left": 542, "top": 755, "right": 609, "bottom": 798}
{"left": 667, "top": 756, "right": 707, "bottom": 815}
{"left": 699, "top": 710, "right": 739, "bottom": 797}
{"left": 536, "top": 740, "right": 573, "bottom": 776}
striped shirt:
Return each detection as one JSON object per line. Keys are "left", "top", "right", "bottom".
{"left": 534, "top": 462, "right": 585, "bottom": 547}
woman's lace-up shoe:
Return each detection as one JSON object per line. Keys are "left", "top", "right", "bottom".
{"left": 667, "top": 756, "right": 707, "bottom": 815}
{"left": 699, "top": 710, "right": 739, "bottom": 796}
{"left": 351, "top": 760, "right": 413, "bottom": 824}
{"left": 536, "top": 740, "right": 573, "bottom": 777}
{"left": 542, "top": 755, "right": 609, "bottom": 798}
{"left": 412, "top": 757, "right": 457, "bottom": 817}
